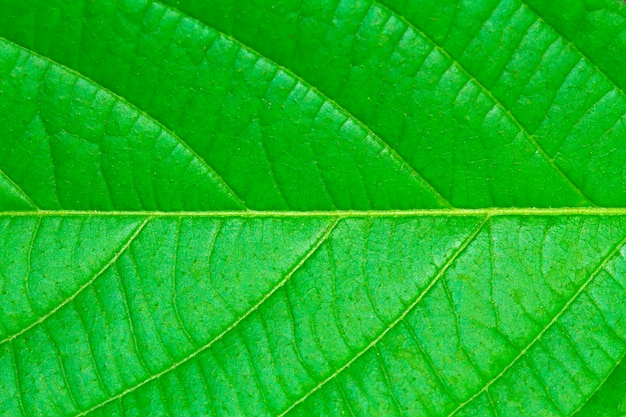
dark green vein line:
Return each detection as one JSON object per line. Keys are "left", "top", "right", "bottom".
{"left": 9, "top": 340, "right": 27, "bottom": 417}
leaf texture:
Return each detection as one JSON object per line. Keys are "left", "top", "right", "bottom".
{"left": 1, "top": 0, "right": 626, "bottom": 416}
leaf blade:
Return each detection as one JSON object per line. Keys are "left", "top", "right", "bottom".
{"left": 2, "top": 1, "right": 626, "bottom": 416}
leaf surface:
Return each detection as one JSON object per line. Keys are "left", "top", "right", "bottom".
{"left": 1, "top": 0, "right": 626, "bottom": 416}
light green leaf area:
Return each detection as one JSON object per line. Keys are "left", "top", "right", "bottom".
{"left": 1, "top": 0, "right": 626, "bottom": 416}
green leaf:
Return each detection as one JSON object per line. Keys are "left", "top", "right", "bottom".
{"left": 1, "top": 0, "right": 626, "bottom": 416}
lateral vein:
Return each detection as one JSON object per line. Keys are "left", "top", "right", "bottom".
{"left": 151, "top": 0, "right": 453, "bottom": 208}
{"left": 0, "top": 36, "right": 248, "bottom": 210}
{"left": 73, "top": 217, "right": 341, "bottom": 417}
{"left": 276, "top": 216, "right": 489, "bottom": 417}
{"left": 372, "top": 0, "right": 596, "bottom": 206}
{"left": 0, "top": 218, "right": 150, "bottom": 347}
{"left": 447, "top": 229, "right": 626, "bottom": 417}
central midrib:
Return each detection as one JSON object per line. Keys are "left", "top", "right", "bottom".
{"left": 3, "top": 208, "right": 626, "bottom": 217}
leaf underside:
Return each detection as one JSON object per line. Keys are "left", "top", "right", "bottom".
{"left": 1, "top": 0, "right": 626, "bottom": 416}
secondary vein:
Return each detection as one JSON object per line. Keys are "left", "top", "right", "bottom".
{"left": 0, "top": 37, "right": 248, "bottom": 211}
{"left": 373, "top": 0, "right": 596, "bottom": 207}
{"left": 151, "top": 0, "right": 453, "bottom": 208}
{"left": 72, "top": 217, "right": 340, "bottom": 417}
{"left": 447, "top": 228, "right": 626, "bottom": 416}
{"left": 0, "top": 218, "right": 150, "bottom": 347}
{"left": 276, "top": 216, "right": 489, "bottom": 417}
